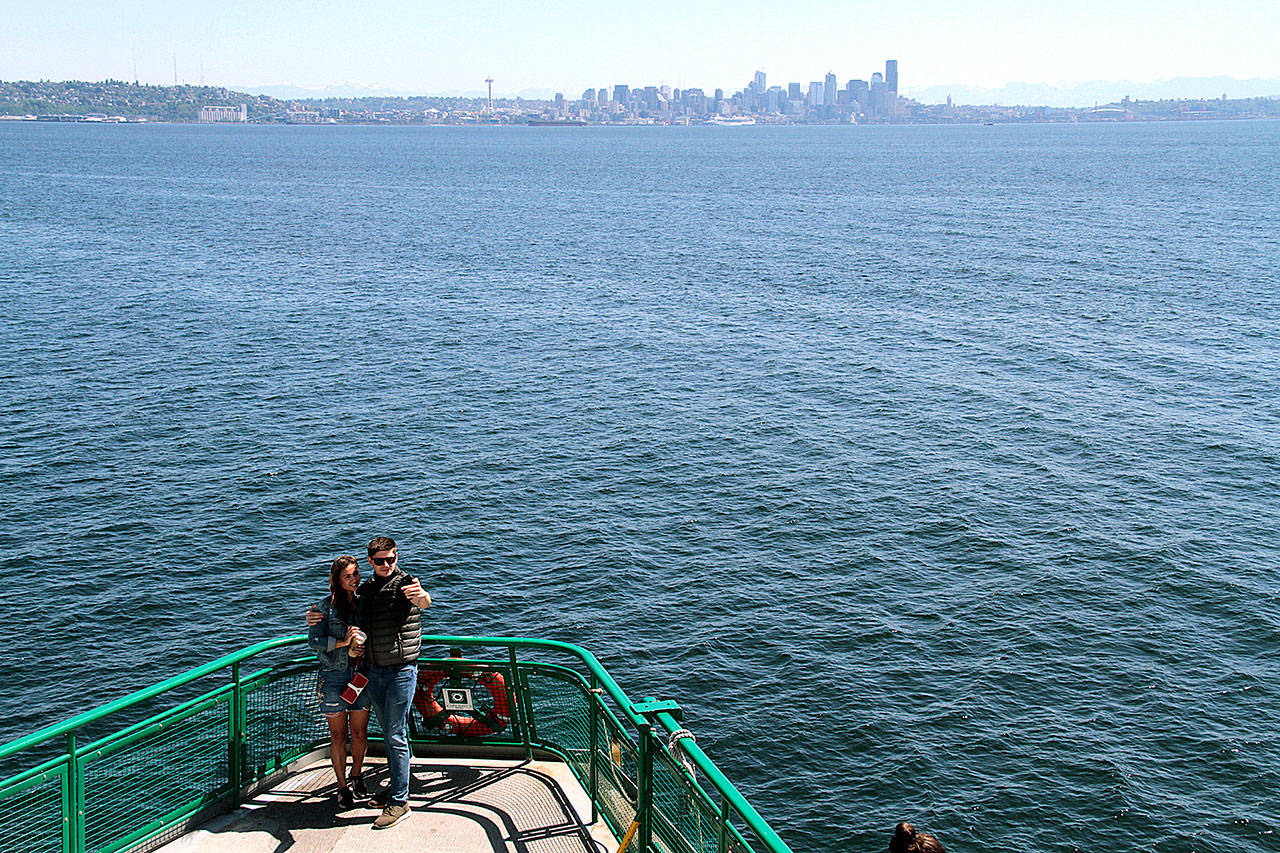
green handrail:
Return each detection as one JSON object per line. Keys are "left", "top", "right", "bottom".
{"left": 1, "top": 634, "right": 794, "bottom": 853}
{"left": 656, "top": 708, "right": 793, "bottom": 853}
{"left": 0, "top": 636, "right": 304, "bottom": 763}
{"left": 419, "top": 634, "right": 793, "bottom": 853}
{"left": 420, "top": 634, "right": 647, "bottom": 726}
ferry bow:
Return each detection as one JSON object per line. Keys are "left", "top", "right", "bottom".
{"left": 0, "top": 634, "right": 794, "bottom": 853}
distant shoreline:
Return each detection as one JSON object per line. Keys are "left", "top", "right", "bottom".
{"left": 4, "top": 79, "right": 1278, "bottom": 126}
{"left": 4, "top": 114, "right": 1279, "bottom": 128}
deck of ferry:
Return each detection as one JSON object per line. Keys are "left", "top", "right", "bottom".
{"left": 156, "top": 753, "right": 617, "bottom": 853}
{"left": 0, "top": 636, "right": 793, "bottom": 853}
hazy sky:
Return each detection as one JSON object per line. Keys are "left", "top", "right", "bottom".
{"left": 3, "top": 0, "right": 1277, "bottom": 95}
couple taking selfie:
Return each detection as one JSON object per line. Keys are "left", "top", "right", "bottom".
{"left": 306, "top": 536, "right": 429, "bottom": 829}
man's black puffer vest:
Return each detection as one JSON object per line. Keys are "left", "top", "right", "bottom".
{"left": 358, "top": 569, "right": 422, "bottom": 667}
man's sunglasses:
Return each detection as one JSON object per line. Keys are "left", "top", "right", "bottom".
{"left": 370, "top": 555, "right": 397, "bottom": 566}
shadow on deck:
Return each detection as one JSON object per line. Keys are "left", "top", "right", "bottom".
{"left": 155, "top": 755, "right": 618, "bottom": 853}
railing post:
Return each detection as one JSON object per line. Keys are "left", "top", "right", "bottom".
{"left": 229, "top": 661, "right": 244, "bottom": 802}
{"left": 588, "top": 677, "right": 599, "bottom": 825}
{"left": 507, "top": 648, "right": 533, "bottom": 761}
{"left": 628, "top": 699, "right": 682, "bottom": 853}
{"left": 64, "top": 731, "right": 83, "bottom": 853}
{"left": 717, "top": 791, "right": 731, "bottom": 853}
{"left": 637, "top": 721, "right": 653, "bottom": 853}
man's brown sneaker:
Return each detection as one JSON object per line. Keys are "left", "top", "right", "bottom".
{"left": 372, "top": 803, "right": 409, "bottom": 830}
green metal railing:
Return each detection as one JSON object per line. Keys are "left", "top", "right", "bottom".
{"left": 0, "top": 635, "right": 794, "bottom": 853}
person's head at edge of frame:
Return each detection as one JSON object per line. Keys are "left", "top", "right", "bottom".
{"left": 367, "top": 536, "right": 398, "bottom": 579}
{"left": 890, "top": 822, "right": 945, "bottom": 853}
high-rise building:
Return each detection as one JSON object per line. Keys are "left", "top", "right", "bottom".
{"left": 598, "top": 88, "right": 608, "bottom": 106}
{"left": 824, "top": 72, "right": 837, "bottom": 107}
{"left": 754, "top": 70, "right": 766, "bottom": 95}
{"left": 765, "top": 86, "right": 781, "bottom": 114}
{"left": 885, "top": 59, "right": 898, "bottom": 95}
{"left": 854, "top": 80, "right": 869, "bottom": 102}
{"left": 683, "top": 88, "right": 707, "bottom": 115}
{"left": 849, "top": 78, "right": 869, "bottom": 113}
{"left": 869, "top": 72, "right": 885, "bottom": 116}
{"left": 807, "top": 81, "right": 824, "bottom": 108}
{"left": 788, "top": 82, "right": 802, "bottom": 101}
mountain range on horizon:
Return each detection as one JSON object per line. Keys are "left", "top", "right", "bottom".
{"left": 243, "top": 75, "right": 1280, "bottom": 108}
{"left": 906, "top": 75, "right": 1280, "bottom": 107}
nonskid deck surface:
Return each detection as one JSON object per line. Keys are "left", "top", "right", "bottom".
{"left": 154, "top": 755, "right": 618, "bottom": 853}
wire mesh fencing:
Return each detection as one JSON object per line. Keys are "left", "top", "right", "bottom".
{"left": 0, "top": 636, "right": 793, "bottom": 853}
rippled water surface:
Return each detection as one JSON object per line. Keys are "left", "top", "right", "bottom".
{"left": 2, "top": 120, "right": 1278, "bottom": 852}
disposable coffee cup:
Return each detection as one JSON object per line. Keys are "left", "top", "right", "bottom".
{"left": 353, "top": 629, "right": 367, "bottom": 644}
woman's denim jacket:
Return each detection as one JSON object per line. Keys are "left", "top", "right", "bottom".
{"left": 307, "top": 595, "right": 359, "bottom": 672}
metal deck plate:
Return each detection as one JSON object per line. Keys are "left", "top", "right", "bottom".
{"left": 153, "top": 755, "right": 619, "bottom": 853}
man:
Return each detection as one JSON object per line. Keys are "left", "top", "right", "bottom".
{"left": 309, "top": 536, "right": 429, "bottom": 829}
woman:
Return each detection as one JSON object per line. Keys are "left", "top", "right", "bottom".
{"left": 307, "top": 554, "right": 370, "bottom": 809}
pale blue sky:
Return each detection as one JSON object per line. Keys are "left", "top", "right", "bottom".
{"left": 3, "top": 0, "right": 1277, "bottom": 95}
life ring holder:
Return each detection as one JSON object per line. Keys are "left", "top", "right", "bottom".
{"left": 414, "top": 662, "right": 512, "bottom": 737}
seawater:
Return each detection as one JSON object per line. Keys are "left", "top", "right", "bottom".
{"left": 1, "top": 120, "right": 1278, "bottom": 852}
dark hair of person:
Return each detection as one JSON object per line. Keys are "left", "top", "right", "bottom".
{"left": 890, "top": 822, "right": 944, "bottom": 853}
{"left": 890, "top": 822, "right": 917, "bottom": 853}
{"left": 367, "top": 536, "right": 396, "bottom": 557}
{"left": 916, "top": 834, "right": 944, "bottom": 853}
{"left": 329, "top": 555, "right": 359, "bottom": 623}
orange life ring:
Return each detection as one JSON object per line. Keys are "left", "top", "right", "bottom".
{"left": 443, "top": 670, "right": 511, "bottom": 736}
{"left": 414, "top": 668, "right": 450, "bottom": 722}
{"left": 414, "top": 667, "right": 511, "bottom": 737}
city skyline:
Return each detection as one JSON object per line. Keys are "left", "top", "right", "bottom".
{"left": 545, "top": 60, "right": 907, "bottom": 123}
{"left": 3, "top": 0, "right": 1278, "bottom": 98}
{"left": 232, "top": 71, "right": 1280, "bottom": 112}
{"left": 9, "top": 75, "right": 1277, "bottom": 126}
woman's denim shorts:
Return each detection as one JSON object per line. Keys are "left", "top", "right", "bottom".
{"left": 316, "top": 668, "right": 371, "bottom": 715}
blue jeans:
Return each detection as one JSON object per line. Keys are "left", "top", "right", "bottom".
{"left": 366, "top": 663, "right": 416, "bottom": 805}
